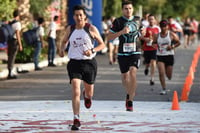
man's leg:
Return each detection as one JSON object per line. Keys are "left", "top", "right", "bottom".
{"left": 83, "top": 82, "right": 94, "bottom": 99}
{"left": 121, "top": 66, "right": 137, "bottom": 111}
{"left": 71, "top": 78, "right": 82, "bottom": 130}
{"left": 121, "top": 72, "right": 130, "bottom": 95}
{"left": 128, "top": 66, "right": 137, "bottom": 101}
{"left": 7, "top": 42, "right": 18, "bottom": 78}
{"left": 34, "top": 42, "right": 42, "bottom": 69}
{"left": 71, "top": 78, "right": 81, "bottom": 115}
{"left": 48, "top": 37, "right": 53, "bottom": 64}
{"left": 150, "top": 59, "right": 156, "bottom": 84}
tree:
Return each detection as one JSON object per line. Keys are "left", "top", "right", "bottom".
{"left": 0, "top": 0, "right": 17, "bottom": 21}
{"left": 103, "top": 0, "right": 200, "bottom": 20}
{"left": 29, "top": 0, "right": 52, "bottom": 19}
{"left": 103, "top": 0, "right": 121, "bottom": 18}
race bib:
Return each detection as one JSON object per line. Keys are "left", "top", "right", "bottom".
{"left": 159, "top": 44, "right": 168, "bottom": 54}
{"left": 123, "top": 43, "right": 136, "bottom": 52}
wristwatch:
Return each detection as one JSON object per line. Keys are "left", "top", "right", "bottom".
{"left": 91, "top": 48, "right": 96, "bottom": 53}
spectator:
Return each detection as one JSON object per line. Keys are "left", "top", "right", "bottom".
{"left": 7, "top": 9, "right": 23, "bottom": 79}
{"left": 34, "top": 17, "right": 45, "bottom": 71}
{"left": 47, "top": 15, "right": 59, "bottom": 67}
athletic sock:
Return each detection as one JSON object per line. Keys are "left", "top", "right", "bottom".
{"left": 74, "top": 115, "right": 79, "bottom": 120}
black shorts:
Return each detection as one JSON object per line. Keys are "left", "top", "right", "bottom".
{"left": 118, "top": 54, "right": 141, "bottom": 73}
{"left": 143, "top": 50, "right": 157, "bottom": 64}
{"left": 67, "top": 58, "right": 97, "bottom": 84}
{"left": 157, "top": 55, "right": 174, "bottom": 66}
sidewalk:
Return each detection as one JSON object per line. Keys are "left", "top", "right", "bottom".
{"left": 0, "top": 50, "right": 69, "bottom": 79}
{"left": 0, "top": 100, "right": 199, "bottom": 132}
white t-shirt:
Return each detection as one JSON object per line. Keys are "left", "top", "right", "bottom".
{"left": 12, "top": 21, "right": 21, "bottom": 39}
{"left": 38, "top": 26, "right": 44, "bottom": 41}
{"left": 48, "top": 21, "right": 57, "bottom": 39}
{"left": 157, "top": 31, "right": 174, "bottom": 56}
{"left": 68, "top": 28, "right": 95, "bottom": 60}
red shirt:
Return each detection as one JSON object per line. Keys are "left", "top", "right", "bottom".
{"left": 143, "top": 25, "right": 160, "bottom": 51}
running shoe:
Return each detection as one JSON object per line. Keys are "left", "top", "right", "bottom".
{"left": 150, "top": 80, "right": 155, "bottom": 85}
{"left": 144, "top": 69, "right": 149, "bottom": 76}
{"left": 71, "top": 119, "right": 81, "bottom": 130}
{"left": 126, "top": 100, "right": 133, "bottom": 111}
{"left": 125, "top": 94, "right": 129, "bottom": 108}
{"left": 160, "top": 90, "right": 167, "bottom": 95}
{"left": 83, "top": 90, "right": 92, "bottom": 109}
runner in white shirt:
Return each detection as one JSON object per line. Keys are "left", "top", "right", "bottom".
{"left": 153, "top": 20, "right": 180, "bottom": 95}
{"left": 59, "top": 5, "right": 105, "bottom": 130}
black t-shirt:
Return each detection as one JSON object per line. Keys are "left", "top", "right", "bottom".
{"left": 110, "top": 16, "right": 142, "bottom": 55}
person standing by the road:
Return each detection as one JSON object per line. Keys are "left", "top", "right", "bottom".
{"left": 107, "top": 1, "right": 143, "bottom": 111}
{"left": 47, "top": 15, "right": 58, "bottom": 67}
{"left": 7, "top": 10, "right": 23, "bottom": 79}
{"left": 142, "top": 14, "right": 160, "bottom": 85}
{"left": 59, "top": 5, "right": 105, "bottom": 130}
{"left": 153, "top": 20, "right": 180, "bottom": 95}
{"left": 34, "top": 17, "right": 45, "bottom": 71}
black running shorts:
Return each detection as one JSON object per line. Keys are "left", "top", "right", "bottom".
{"left": 143, "top": 50, "right": 157, "bottom": 64}
{"left": 118, "top": 54, "right": 141, "bottom": 73}
{"left": 157, "top": 55, "right": 174, "bottom": 66}
{"left": 67, "top": 58, "right": 97, "bottom": 84}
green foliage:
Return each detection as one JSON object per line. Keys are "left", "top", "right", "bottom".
{"left": 15, "top": 40, "right": 34, "bottom": 63}
{"left": 103, "top": 0, "right": 121, "bottom": 17}
{"left": 0, "top": 0, "right": 17, "bottom": 20}
{"left": 103, "top": 0, "right": 200, "bottom": 20}
{"left": 29, "top": 0, "right": 52, "bottom": 19}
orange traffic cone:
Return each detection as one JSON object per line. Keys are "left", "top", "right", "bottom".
{"left": 181, "top": 83, "right": 189, "bottom": 101}
{"left": 171, "top": 91, "right": 180, "bottom": 110}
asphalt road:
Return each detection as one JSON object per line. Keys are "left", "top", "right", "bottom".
{"left": 0, "top": 44, "right": 199, "bottom": 102}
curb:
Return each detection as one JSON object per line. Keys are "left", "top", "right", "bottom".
{"left": 0, "top": 56, "right": 69, "bottom": 80}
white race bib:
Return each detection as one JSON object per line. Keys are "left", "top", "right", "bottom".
{"left": 123, "top": 43, "right": 136, "bottom": 52}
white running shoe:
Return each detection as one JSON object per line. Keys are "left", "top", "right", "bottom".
{"left": 160, "top": 90, "right": 167, "bottom": 95}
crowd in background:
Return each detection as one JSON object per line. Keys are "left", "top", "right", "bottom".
{"left": 101, "top": 14, "right": 199, "bottom": 64}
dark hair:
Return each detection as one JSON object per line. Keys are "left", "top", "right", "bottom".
{"left": 73, "top": 5, "right": 86, "bottom": 15}
{"left": 148, "top": 14, "right": 155, "bottom": 18}
{"left": 159, "top": 19, "right": 169, "bottom": 27}
{"left": 13, "top": 9, "right": 19, "bottom": 18}
{"left": 54, "top": 15, "right": 59, "bottom": 21}
{"left": 37, "top": 17, "right": 44, "bottom": 24}
{"left": 122, "top": 1, "right": 133, "bottom": 9}
{"left": 167, "top": 16, "right": 173, "bottom": 20}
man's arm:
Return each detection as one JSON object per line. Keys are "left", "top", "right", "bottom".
{"left": 90, "top": 25, "right": 105, "bottom": 52}
{"left": 59, "top": 26, "right": 70, "bottom": 57}
{"left": 107, "top": 26, "right": 130, "bottom": 41}
{"left": 83, "top": 25, "right": 105, "bottom": 57}
{"left": 16, "top": 30, "right": 23, "bottom": 51}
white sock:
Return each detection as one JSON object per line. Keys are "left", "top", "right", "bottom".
{"left": 74, "top": 115, "right": 79, "bottom": 119}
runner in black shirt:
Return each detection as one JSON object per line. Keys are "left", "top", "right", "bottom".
{"left": 108, "top": 1, "right": 144, "bottom": 111}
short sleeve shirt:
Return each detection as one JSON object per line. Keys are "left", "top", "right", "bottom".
{"left": 38, "top": 26, "right": 44, "bottom": 41}
{"left": 110, "top": 16, "right": 141, "bottom": 55}
{"left": 48, "top": 21, "right": 57, "bottom": 39}
{"left": 12, "top": 21, "right": 21, "bottom": 39}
